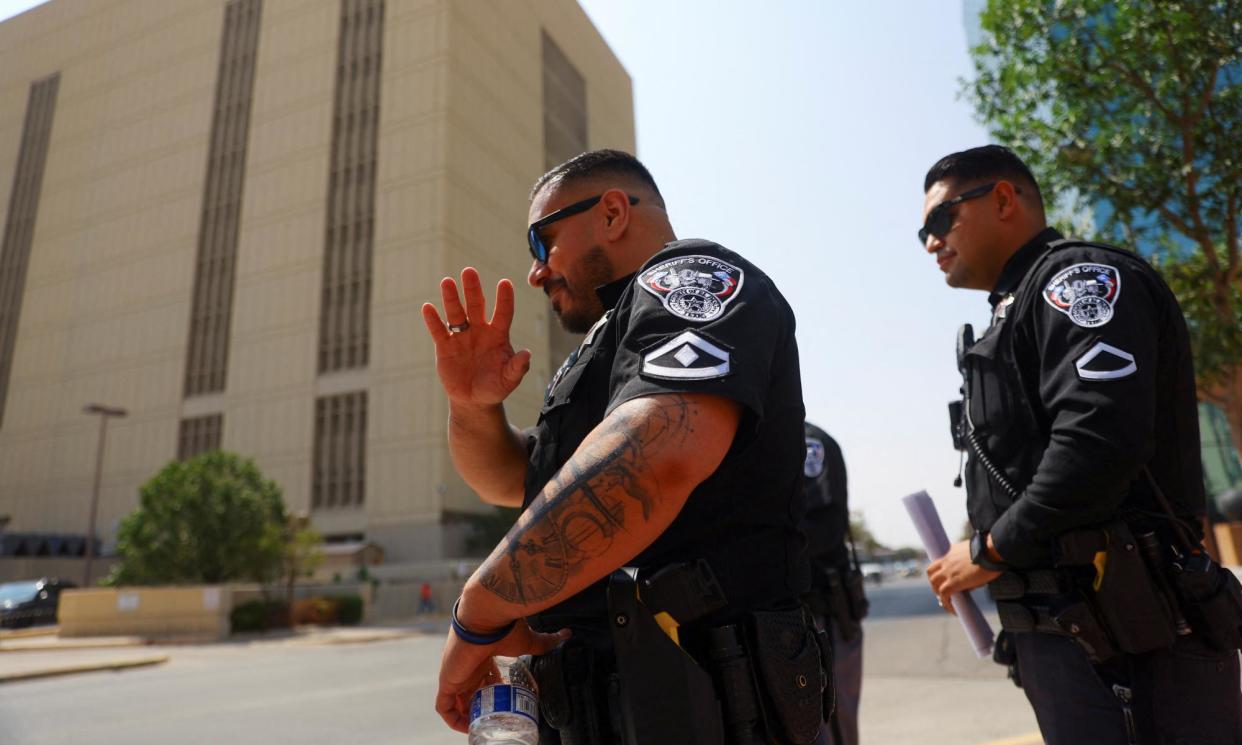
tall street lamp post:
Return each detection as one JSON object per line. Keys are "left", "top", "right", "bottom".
{"left": 83, "top": 403, "right": 127, "bottom": 586}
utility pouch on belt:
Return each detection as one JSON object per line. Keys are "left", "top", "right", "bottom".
{"left": 531, "top": 642, "right": 614, "bottom": 745}
{"left": 747, "top": 607, "right": 827, "bottom": 745}
{"left": 1171, "top": 550, "right": 1242, "bottom": 651}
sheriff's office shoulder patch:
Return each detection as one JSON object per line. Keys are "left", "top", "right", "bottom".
{"left": 641, "top": 331, "right": 731, "bottom": 380}
{"left": 804, "top": 437, "right": 826, "bottom": 479}
{"left": 637, "top": 254, "right": 744, "bottom": 322}
{"left": 1075, "top": 341, "right": 1137, "bottom": 382}
{"left": 1042, "top": 263, "right": 1121, "bottom": 328}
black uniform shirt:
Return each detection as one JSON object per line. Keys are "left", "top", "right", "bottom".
{"left": 800, "top": 423, "right": 851, "bottom": 584}
{"left": 963, "top": 228, "right": 1204, "bottom": 568}
{"left": 523, "top": 239, "right": 809, "bottom": 631}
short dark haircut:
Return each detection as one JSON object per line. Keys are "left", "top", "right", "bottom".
{"left": 923, "top": 145, "right": 1043, "bottom": 207}
{"left": 531, "top": 149, "right": 665, "bottom": 206}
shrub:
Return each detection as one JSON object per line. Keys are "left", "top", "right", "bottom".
{"left": 292, "top": 597, "right": 339, "bottom": 625}
{"left": 230, "top": 599, "right": 288, "bottom": 633}
{"left": 337, "top": 595, "right": 364, "bottom": 626}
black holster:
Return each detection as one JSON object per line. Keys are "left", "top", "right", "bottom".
{"left": 1077, "top": 521, "right": 1178, "bottom": 655}
{"left": 991, "top": 521, "right": 1183, "bottom": 663}
{"left": 608, "top": 570, "right": 726, "bottom": 745}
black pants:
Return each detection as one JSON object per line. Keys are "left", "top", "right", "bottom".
{"left": 1013, "top": 632, "right": 1242, "bottom": 745}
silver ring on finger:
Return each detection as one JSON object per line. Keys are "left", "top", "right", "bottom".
{"left": 448, "top": 321, "right": 470, "bottom": 333}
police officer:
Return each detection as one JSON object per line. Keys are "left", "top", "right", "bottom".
{"left": 426, "top": 149, "right": 824, "bottom": 743}
{"left": 921, "top": 145, "right": 1241, "bottom": 744}
{"left": 801, "top": 423, "right": 866, "bottom": 745}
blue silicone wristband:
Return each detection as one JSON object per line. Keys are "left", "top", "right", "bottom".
{"left": 451, "top": 597, "right": 516, "bottom": 645}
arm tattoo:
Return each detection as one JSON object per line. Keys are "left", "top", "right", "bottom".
{"left": 477, "top": 395, "right": 697, "bottom": 605}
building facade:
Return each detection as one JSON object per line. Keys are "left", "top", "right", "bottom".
{"left": 0, "top": 0, "right": 634, "bottom": 563}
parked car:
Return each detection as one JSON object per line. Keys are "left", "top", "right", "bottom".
{"left": 0, "top": 578, "right": 76, "bottom": 629}
{"left": 858, "top": 562, "right": 885, "bottom": 585}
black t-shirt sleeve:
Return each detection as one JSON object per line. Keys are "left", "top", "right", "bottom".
{"left": 606, "top": 250, "right": 785, "bottom": 422}
{"left": 990, "top": 255, "right": 1161, "bottom": 566}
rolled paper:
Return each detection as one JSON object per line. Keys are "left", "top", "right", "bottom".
{"left": 902, "top": 490, "right": 995, "bottom": 658}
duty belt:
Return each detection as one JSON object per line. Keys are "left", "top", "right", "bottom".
{"left": 988, "top": 569, "right": 1071, "bottom": 600}
{"left": 990, "top": 570, "right": 1071, "bottom": 635}
{"left": 987, "top": 568, "right": 1120, "bottom": 662}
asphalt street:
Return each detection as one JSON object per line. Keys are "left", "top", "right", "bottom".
{"left": 0, "top": 577, "right": 1039, "bottom": 745}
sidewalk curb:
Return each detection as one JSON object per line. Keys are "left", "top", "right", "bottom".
{"left": 0, "top": 626, "right": 58, "bottom": 640}
{"left": 293, "top": 630, "right": 423, "bottom": 647}
{"left": 0, "top": 655, "right": 169, "bottom": 684}
{"left": 0, "top": 639, "right": 151, "bottom": 653}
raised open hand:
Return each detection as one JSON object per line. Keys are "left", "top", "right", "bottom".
{"left": 422, "top": 267, "right": 532, "bottom": 407}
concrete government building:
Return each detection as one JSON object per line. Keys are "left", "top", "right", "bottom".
{"left": 0, "top": 0, "right": 634, "bottom": 564}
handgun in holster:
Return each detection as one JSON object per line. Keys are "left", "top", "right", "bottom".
{"left": 1055, "top": 521, "right": 1181, "bottom": 657}
{"left": 606, "top": 561, "right": 728, "bottom": 745}
{"left": 613, "top": 561, "right": 829, "bottom": 745}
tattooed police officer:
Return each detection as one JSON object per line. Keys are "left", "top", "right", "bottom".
{"left": 922, "top": 145, "right": 1241, "bottom": 745}
{"left": 424, "top": 150, "right": 826, "bottom": 744}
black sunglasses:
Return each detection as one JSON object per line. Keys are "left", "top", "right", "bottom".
{"left": 527, "top": 194, "right": 640, "bottom": 263}
{"left": 918, "top": 182, "right": 997, "bottom": 246}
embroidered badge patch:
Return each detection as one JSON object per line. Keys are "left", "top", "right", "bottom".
{"left": 1043, "top": 263, "right": 1121, "bottom": 328}
{"left": 1075, "top": 341, "right": 1137, "bottom": 381}
{"left": 637, "top": 255, "right": 744, "bottom": 322}
{"left": 641, "top": 331, "right": 731, "bottom": 380}
{"left": 804, "top": 437, "right": 826, "bottom": 479}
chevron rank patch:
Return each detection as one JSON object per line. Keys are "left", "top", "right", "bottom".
{"left": 641, "top": 331, "right": 731, "bottom": 380}
{"left": 1075, "top": 341, "right": 1137, "bottom": 381}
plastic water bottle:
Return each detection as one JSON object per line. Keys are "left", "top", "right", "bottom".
{"left": 468, "top": 655, "right": 539, "bottom": 745}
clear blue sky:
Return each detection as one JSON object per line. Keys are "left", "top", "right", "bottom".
{"left": 1, "top": 0, "right": 995, "bottom": 548}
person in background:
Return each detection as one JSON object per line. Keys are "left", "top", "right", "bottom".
{"left": 801, "top": 422, "right": 867, "bottom": 745}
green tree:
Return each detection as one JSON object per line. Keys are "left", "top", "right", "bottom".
{"left": 106, "top": 451, "right": 288, "bottom": 585}
{"left": 849, "top": 511, "right": 887, "bottom": 557}
{"left": 281, "top": 514, "right": 324, "bottom": 612}
{"left": 967, "top": 0, "right": 1242, "bottom": 446}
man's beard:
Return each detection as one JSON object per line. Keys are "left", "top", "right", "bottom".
{"left": 548, "top": 245, "right": 614, "bottom": 334}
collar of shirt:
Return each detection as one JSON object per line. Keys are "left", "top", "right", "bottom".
{"left": 988, "top": 227, "right": 1064, "bottom": 309}
{"left": 595, "top": 272, "right": 636, "bottom": 311}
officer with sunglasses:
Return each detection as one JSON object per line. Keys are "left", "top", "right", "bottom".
{"left": 425, "top": 149, "right": 826, "bottom": 744}
{"left": 920, "top": 145, "right": 1240, "bottom": 744}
